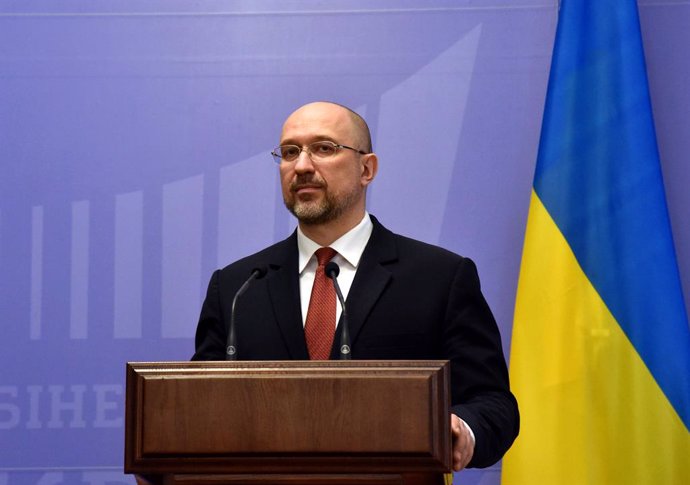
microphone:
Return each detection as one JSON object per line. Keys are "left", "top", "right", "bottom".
{"left": 226, "top": 265, "right": 268, "bottom": 360}
{"left": 325, "top": 261, "right": 351, "bottom": 360}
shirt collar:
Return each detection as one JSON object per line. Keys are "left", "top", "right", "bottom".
{"left": 297, "top": 212, "right": 374, "bottom": 273}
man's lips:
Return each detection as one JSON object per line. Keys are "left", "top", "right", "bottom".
{"left": 292, "top": 183, "right": 324, "bottom": 194}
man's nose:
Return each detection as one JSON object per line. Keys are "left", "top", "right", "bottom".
{"left": 293, "top": 149, "right": 315, "bottom": 173}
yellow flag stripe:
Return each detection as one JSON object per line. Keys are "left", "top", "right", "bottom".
{"left": 502, "top": 191, "right": 690, "bottom": 484}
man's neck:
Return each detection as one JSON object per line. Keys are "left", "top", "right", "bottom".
{"left": 298, "top": 210, "right": 366, "bottom": 247}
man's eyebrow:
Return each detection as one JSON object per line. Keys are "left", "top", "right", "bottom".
{"left": 279, "top": 134, "right": 338, "bottom": 146}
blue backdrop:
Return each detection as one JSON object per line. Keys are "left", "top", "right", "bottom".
{"left": 1, "top": 1, "right": 688, "bottom": 484}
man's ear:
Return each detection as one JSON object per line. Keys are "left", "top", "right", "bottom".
{"left": 360, "top": 153, "right": 378, "bottom": 187}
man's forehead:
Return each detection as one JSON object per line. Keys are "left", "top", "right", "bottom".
{"left": 280, "top": 103, "right": 353, "bottom": 141}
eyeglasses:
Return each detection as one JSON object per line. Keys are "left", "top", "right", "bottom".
{"left": 271, "top": 140, "right": 367, "bottom": 164}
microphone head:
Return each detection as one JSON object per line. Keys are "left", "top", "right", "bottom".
{"left": 325, "top": 261, "right": 340, "bottom": 279}
{"left": 251, "top": 265, "right": 268, "bottom": 279}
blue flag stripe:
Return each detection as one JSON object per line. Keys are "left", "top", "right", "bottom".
{"left": 533, "top": 0, "right": 690, "bottom": 428}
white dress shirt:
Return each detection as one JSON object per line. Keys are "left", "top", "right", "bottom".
{"left": 297, "top": 212, "right": 373, "bottom": 327}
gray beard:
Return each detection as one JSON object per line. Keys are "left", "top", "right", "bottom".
{"left": 285, "top": 195, "right": 342, "bottom": 225}
{"left": 284, "top": 189, "right": 358, "bottom": 226}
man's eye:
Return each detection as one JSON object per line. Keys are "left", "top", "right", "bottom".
{"left": 313, "top": 143, "right": 336, "bottom": 155}
{"left": 283, "top": 146, "right": 300, "bottom": 158}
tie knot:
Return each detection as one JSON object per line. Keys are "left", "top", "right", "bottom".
{"left": 315, "top": 247, "right": 337, "bottom": 266}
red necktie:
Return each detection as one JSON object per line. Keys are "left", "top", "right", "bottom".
{"left": 304, "top": 247, "right": 338, "bottom": 360}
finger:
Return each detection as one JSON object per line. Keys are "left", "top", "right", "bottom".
{"left": 450, "top": 414, "right": 462, "bottom": 438}
{"left": 451, "top": 423, "right": 473, "bottom": 471}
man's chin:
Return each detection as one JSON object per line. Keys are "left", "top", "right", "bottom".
{"left": 289, "top": 202, "right": 334, "bottom": 225}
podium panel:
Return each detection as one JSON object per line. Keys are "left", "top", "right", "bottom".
{"left": 125, "top": 361, "right": 451, "bottom": 484}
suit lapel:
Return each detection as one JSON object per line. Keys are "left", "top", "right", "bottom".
{"left": 266, "top": 233, "right": 310, "bottom": 359}
{"left": 339, "top": 217, "right": 397, "bottom": 349}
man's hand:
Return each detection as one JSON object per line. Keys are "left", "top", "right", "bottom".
{"left": 451, "top": 414, "right": 475, "bottom": 471}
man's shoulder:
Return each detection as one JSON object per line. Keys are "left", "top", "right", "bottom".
{"left": 395, "top": 232, "right": 464, "bottom": 260}
{"left": 370, "top": 215, "right": 467, "bottom": 264}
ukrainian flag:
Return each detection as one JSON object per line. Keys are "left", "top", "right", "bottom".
{"left": 502, "top": 1, "right": 690, "bottom": 483}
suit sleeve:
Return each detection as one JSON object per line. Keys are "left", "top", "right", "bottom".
{"left": 443, "top": 258, "right": 520, "bottom": 468}
{"left": 192, "top": 270, "right": 228, "bottom": 361}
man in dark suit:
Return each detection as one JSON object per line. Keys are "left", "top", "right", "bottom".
{"left": 193, "top": 101, "right": 519, "bottom": 471}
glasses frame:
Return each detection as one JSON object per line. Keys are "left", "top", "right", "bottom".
{"left": 271, "top": 140, "right": 368, "bottom": 164}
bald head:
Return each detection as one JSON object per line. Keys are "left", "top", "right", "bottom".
{"left": 281, "top": 101, "right": 372, "bottom": 153}
{"left": 327, "top": 102, "right": 373, "bottom": 153}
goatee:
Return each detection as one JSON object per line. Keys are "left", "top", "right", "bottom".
{"left": 284, "top": 175, "right": 357, "bottom": 225}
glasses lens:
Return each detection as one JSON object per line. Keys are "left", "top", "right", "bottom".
{"left": 309, "top": 141, "right": 338, "bottom": 160}
{"left": 278, "top": 145, "right": 300, "bottom": 162}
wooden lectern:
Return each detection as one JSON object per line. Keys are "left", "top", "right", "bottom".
{"left": 125, "top": 361, "right": 452, "bottom": 485}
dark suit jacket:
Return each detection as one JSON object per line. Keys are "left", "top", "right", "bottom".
{"left": 193, "top": 216, "right": 519, "bottom": 467}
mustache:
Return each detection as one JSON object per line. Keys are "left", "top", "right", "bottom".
{"left": 290, "top": 174, "right": 327, "bottom": 192}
